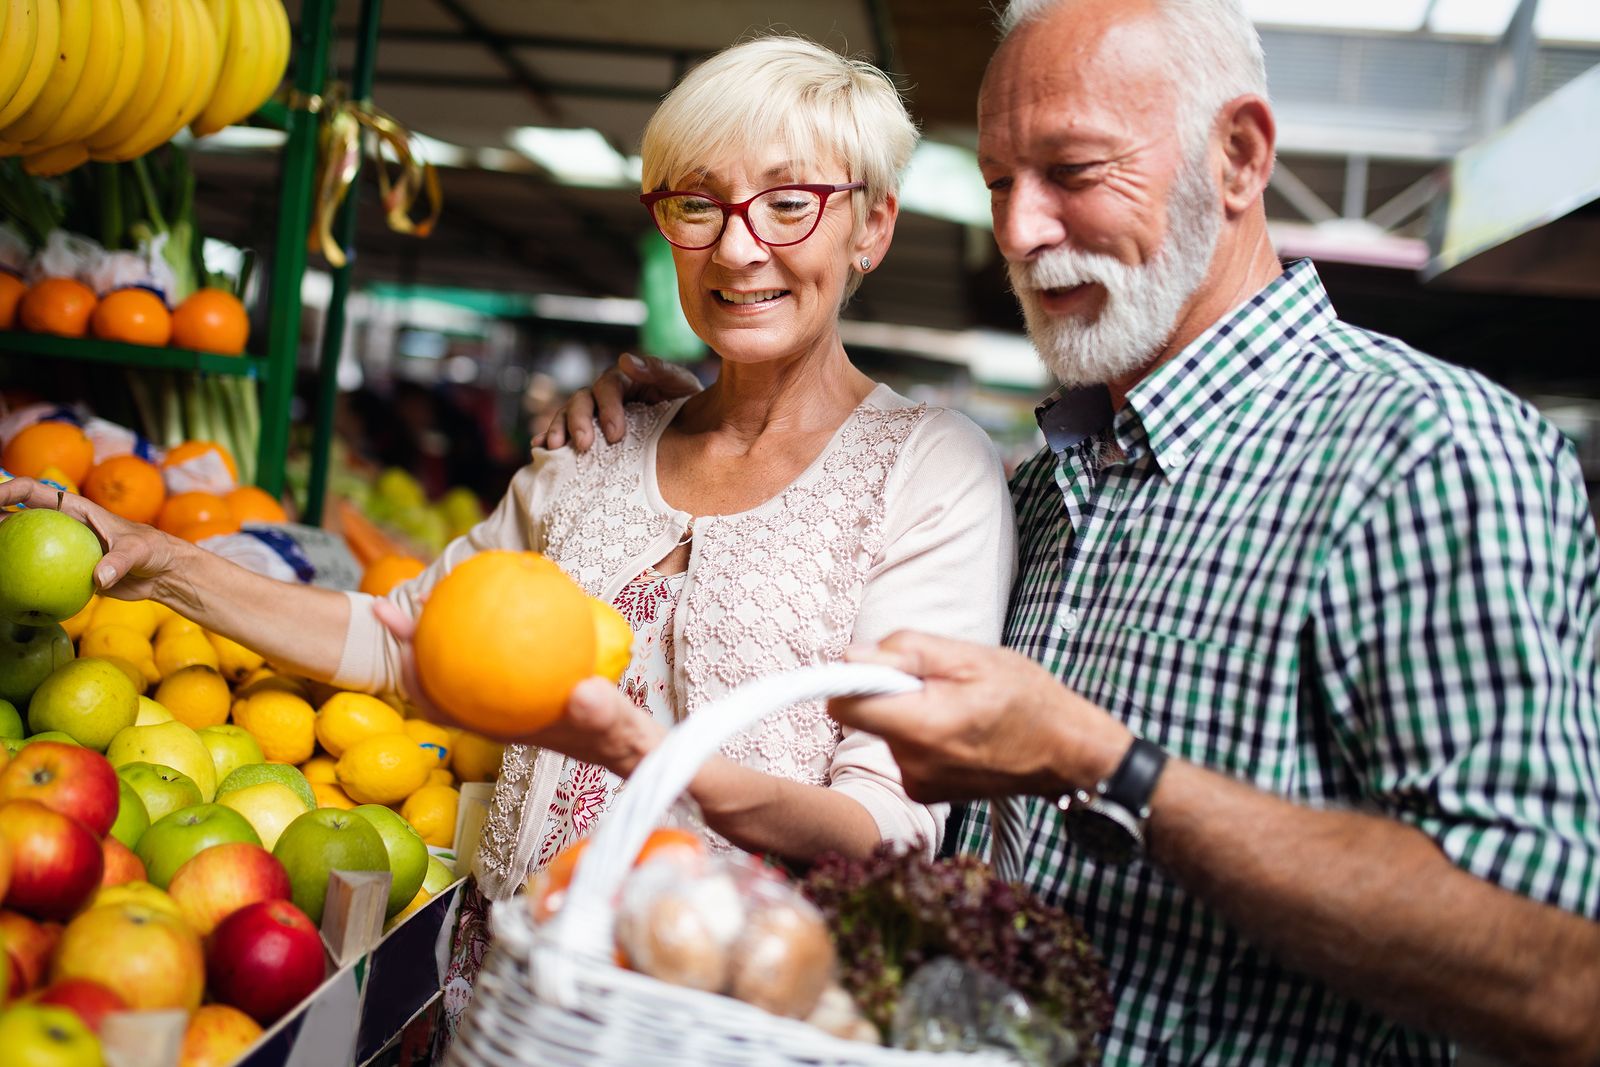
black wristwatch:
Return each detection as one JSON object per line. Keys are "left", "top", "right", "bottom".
{"left": 1059, "top": 738, "right": 1168, "bottom": 865}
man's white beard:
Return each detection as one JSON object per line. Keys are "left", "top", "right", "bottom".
{"left": 1008, "top": 154, "right": 1222, "bottom": 389}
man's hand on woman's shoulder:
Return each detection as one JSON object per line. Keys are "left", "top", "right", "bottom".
{"left": 534, "top": 353, "right": 702, "bottom": 453}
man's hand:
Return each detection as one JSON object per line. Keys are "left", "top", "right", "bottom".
{"left": 535, "top": 353, "right": 702, "bottom": 452}
{"left": 0, "top": 476, "right": 188, "bottom": 599}
{"left": 830, "top": 631, "right": 1134, "bottom": 803}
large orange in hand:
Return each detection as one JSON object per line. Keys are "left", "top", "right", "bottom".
{"left": 413, "top": 552, "right": 595, "bottom": 738}
{"left": 1, "top": 421, "right": 95, "bottom": 485}
{"left": 83, "top": 455, "right": 166, "bottom": 524}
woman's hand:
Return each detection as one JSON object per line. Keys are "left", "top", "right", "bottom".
{"left": 372, "top": 598, "right": 664, "bottom": 773}
{"left": 0, "top": 476, "right": 190, "bottom": 600}
{"left": 534, "top": 352, "right": 702, "bottom": 452}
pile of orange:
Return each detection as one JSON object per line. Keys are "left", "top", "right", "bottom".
{"left": 91, "top": 289, "right": 172, "bottom": 347}
{"left": 359, "top": 555, "right": 426, "bottom": 597}
{"left": 157, "top": 492, "right": 239, "bottom": 542}
{"left": 1, "top": 420, "right": 95, "bottom": 485}
{"left": 16, "top": 278, "right": 97, "bottom": 338}
{"left": 83, "top": 455, "right": 167, "bottom": 524}
{"left": 3, "top": 277, "right": 250, "bottom": 358}
{"left": 0, "top": 272, "right": 24, "bottom": 328}
{"left": 164, "top": 440, "right": 240, "bottom": 484}
{"left": 225, "top": 486, "right": 288, "bottom": 525}
{"left": 172, "top": 290, "right": 249, "bottom": 355}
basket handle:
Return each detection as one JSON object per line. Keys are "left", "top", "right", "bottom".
{"left": 544, "top": 662, "right": 1024, "bottom": 959}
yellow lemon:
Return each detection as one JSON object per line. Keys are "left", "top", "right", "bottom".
{"left": 450, "top": 732, "right": 505, "bottom": 783}
{"left": 62, "top": 596, "right": 100, "bottom": 641}
{"left": 311, "top": 781, "right": 356, "bottom": 810}
{"left": 156, "top": 615, "right": 204, "bottom": 643}
{"left": 591, "top": 599, "right": 634, "bottom": 682}
{"left": 80, "top": 626, "right": 160, "bottom": 688}
{"left": 89, "top": 599, "right": 161, "bottom": 639}
{"left": 315, "top": 692, "right": 404, "bottom": 758}
{"left": 400, "top": 784, "right": 460, "bottom": 848}
{"left": 300, "top": 755, "right": 338, "bottom": 785}
{"left": 207, "top": 632, "right": 265, "bottom": 684}
{"left": 37, "top": 466, "right": 78, "bottom": 494}
{"left": 154, "top": 665, "right": 232, "bottom": 730}
{"left": 233, "top": 691, "right": 316, "bottom": 764}
{"left": 426, "top": 766, "right": 455, "bottom": 788}
{"left": 236, "top": 669, "right": 309, "bottom": 701}
{"left": 335, "top": 733, "right": 431, "bottom": 806}
{"left": 401, "top": 720, "right": 451, "bottom": 764}
{"left": 154, "top": 633, "right": 220, "bottom": 678}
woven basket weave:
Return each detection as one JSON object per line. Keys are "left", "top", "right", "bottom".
{"left": 446, "top": 663, "right": 1020, "bottom": 1067}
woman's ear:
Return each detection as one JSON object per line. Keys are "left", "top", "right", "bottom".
{"left": 1218, "top": 96, "right": 1275, "bottom": 216}
{"left": 853, "top": 193, "right": 899, "bottom": 272}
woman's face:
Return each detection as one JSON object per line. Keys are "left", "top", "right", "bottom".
{"left": 667, "top": 149, "right": 895, "bottom": 368}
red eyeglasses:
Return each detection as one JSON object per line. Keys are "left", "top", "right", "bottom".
{"left": 640, "top": 182, "right": 865, "bottom": 250}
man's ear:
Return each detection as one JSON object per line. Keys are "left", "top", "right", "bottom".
{"left": 853, "top": 193, "right": 900, "bottom": 271}
{"left": 1217, "top": 95, "right": 1275, "bottom": 216}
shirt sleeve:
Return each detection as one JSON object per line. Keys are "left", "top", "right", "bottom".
{"left": 332, "top": 449, "right": 575, "bottom": 696}
{"left": 1312, "top": 409, "right": 1600, "bottom": 916}
{"left": 828, "top": 408, "right": 1020, "bottom": 858}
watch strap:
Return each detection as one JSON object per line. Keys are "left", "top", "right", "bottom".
{"left": 1100, "top": 738, "right": 1167, "bottom": 815}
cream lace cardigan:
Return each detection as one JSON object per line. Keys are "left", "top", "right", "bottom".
{"left": 333, "top": 383, "right": 1017, "bottom": 901}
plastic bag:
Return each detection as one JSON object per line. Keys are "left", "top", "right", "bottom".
{"left": 0, "top": 223, "right": 30, "bottom": 275}
{"left": 891, "top": 957, "right": 1081, "bottom": 1065}
{"left": 24, "top": 230, "right": 104, "bottom": 286}
{"left": 162, "top": 449, "right": 237, "bottom": 495}
{"left": 80, "top": 232, "right": 178, "bottom": 305}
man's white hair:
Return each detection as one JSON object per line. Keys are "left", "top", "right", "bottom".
{"left": 1000, "top": 0, "right": 1268, "bottom": 152}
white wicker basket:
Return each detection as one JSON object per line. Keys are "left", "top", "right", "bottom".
{"left": 446, "top": 663, "right": 1021, "bottom": 1067}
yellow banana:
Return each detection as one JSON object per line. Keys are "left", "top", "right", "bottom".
{"left": 21, "top": 0, "right": 123, "bottom": 150}
{"left": 95, "top": 0, "right": 199, "bottom": 160}
{"left": 198, "top": 0, "right": 226, "bottom": 57}
{"left": 0, "top": 0, "right": 82, "bottom": 145}
{"left": 22, "top": 0, "right": 142, "bottom": 173}
{"left": 252, "top": 0, "right": 288, "bottom": 111}
{"left": 191, "top": 0, "right": 262, "bottom": 136}
{"left": 0, "top": 0, "right": 57, "bottom": 130}
{"left": 174, "top": 0, "right": 219, "bottom": 126}
{"left": 84, "top": 0, "right": 170, "bottom": 154}
{"left": 0, "top": 0, "right": 41, "bottom": 109}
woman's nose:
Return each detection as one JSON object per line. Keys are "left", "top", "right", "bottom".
{"left": 712, "top": 211, "right": 770, "bottom": 268}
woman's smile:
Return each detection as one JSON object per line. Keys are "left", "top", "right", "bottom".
{"left": 712, "top": 287, "right": 791, "bottom": 310}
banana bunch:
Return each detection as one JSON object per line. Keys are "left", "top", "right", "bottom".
{"left": 0, "top": 0, "right": 288, "bottom": 176}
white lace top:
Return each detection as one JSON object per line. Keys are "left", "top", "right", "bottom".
{"left": 334, "top": 383, "right": 1017, "bottom": 901}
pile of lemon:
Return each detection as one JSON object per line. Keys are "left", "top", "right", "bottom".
{"left": 65, "top": 595, "right": 505, "bottom": 850}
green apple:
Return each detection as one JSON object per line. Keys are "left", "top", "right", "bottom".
{"left": 197, "top": 724, "right": 263, "bottom": 783}
{"left": 117, "top": 762, "right": 203, "bottom": 824}
{"left": 22, "top": 731, "right": 79, "bottom": 746}
{"left": 217, "top": 781, "right": 309, "bottom": 850}
{"left": 0, "top": 508, "right": 102, "bottom": 626}
{"left": 216, "top": 762, "right": 315, "bottom": 809}
{"left": 27, "top": 657, "right": 139, "bottom": 750}
{"left": 0, "top": 1002, "right": 102, "bottom": 1067}
{"left": 105, "top": 719, "right": 217, "bottom": 800}
{"left": 0, "top": 622, "right": 74, "bottom": 707}
{"left": 272, "top": 807, "right": 389, "bottom": 925}
{"left": 2, "top": 737, "right": 22, "bottom": 757}
{"left": 136, "top": 802, "right": 261, "bottom": 888}
{"left": 422, "top": 854, "right": 455, "bottom": 894}
{"left": 0, "top": 697, "right": 23, "bottom": 740}
{"left": 135, "top": 695, "right": 173, "bottom": 725}
{"left": 352, "top": 804, "right": 428, "bottom": 918}
{"left": 109, "top": 775, "right": 151, "bottom": 849}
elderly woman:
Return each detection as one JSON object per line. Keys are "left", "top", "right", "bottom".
{"left": 0, "top": 37, "right": 1013, "bottom": 889}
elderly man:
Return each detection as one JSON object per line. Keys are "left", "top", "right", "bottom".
{"left": 547, "top": 0, "right": 1600, "bottom": 1062}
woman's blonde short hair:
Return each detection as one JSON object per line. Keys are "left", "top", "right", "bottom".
{"left": 640, "top": 36, "right": 918, "bottom": 295}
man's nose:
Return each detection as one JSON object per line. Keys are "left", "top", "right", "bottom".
{"left": 993, "top": 176, "right": 1067, "bottom": 264}
{"left": 713, "top": 211, "right": 770, "bottom": 268}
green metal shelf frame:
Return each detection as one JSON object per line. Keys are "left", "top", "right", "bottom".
{"left": 0, "top": 333, "right": 266, "bottom": 377}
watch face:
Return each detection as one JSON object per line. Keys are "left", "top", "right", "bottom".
{"left": 1066, "top": 802, "right": 1141, "bottom": 865}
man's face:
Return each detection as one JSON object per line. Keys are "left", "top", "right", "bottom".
{"left": 978, "top": 0, "right": 1222, "bottom": 389}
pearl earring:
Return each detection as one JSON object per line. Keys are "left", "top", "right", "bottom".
{"left": 860, "top": 257, "right": 871, "bottom": 270}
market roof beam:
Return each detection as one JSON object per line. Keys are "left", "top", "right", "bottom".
{"left": 373, "top": 70, "right": 666, "bottom": 103}
{"left": 338, "top": 25, "right": 708, "bottom": 65}
{"left": 429, "top": 0, "right": 564, "bottom": 123}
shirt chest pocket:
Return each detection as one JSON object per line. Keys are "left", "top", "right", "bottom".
{"left": 1101, "top": 628, "right": 1297, "bottom": 793}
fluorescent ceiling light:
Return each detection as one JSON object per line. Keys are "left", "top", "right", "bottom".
{"left": 410, "top": 132, "right": 470, "bottom": 168}
{"left": 900, "top": 142, "right": 992, "bottom": 228}
{"left": 1245, "top": 0, "right": 1428, "bottom": 32}
{"left": 183, "top": 126, "right": 288, "bottom": 150}
{"left": 507, "top": 126, "right": 642, "bottom": 188}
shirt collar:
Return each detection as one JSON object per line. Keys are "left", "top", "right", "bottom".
{"left": 1118, "top": 259, "right": 1336, "bottom": 475}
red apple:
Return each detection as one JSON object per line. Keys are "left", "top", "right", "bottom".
{"left": 179, "top": 1004, "right": 264, "bottom": 1067}
{"left": 0, "top": 832, "right": 10, "bottom": 902}
{"left": 0, "top": 799, "right": 104, "bottom": 920}
{"left": 0, "top": 742, "right": 120, "bottom": 837}
{"left": 33, "top": 977, "right": 128, "bottom": 1034}
{"left": 167, "top": 841, "right": 290, "bottom": 936}
{"left": 99, "top": 835, "right": 146, "bottom": 887}
{"left": 0, "top": 909, "right": 63, "bottom": 993}
{"left": 207, "top": 899, "right": 325, "bottom": 1023}
{"left": 51, "top": 900, "right": 204, "bottom": 1011}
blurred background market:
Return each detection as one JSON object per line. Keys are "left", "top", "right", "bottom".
{"left": 3, "top": 0, "right": 1599, "bottom": 556}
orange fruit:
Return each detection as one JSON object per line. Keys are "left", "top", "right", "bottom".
{"left": 359, "top": 555, "right": 426, "bottom": 597}
{"left": 90, "top": 288, "right": 172, "bottom": 347}
{"left": 17, "top": 277, "right": 96, "bottom": 337}
{"left": 413, "top": 551, "right": 595, "bottom": 738}
{"left": 635, "top": 827, "right": 704, "bottom": 868}
{"left": 83, "top": 455, "right": 167, "bottom": 524}
{"left": 173, "top": 517, "right": 242, "bottom": 543}
{"left": 223, "top": 485, "right": 287, "bottom": 525}
{"left": 0, "top": 272, "right": 25, "bottom": 328}
{"left": 1, "top": 420, "right": 95, "bottom": 484}
{"left": 163, "top": 440, "right": 239, "bottom": 485}
{"left": 170, "top": 289, "right": 249, "bottom": 355}
{"left": 157, "top": 492, "right": 232, "bottom": 535}
{"left": 528, "top": 838, "right": 589, "bottom": 923}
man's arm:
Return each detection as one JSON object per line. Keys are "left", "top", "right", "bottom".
{"left": 831, "top": 633, "right": 1600, "bottom": 1067}
{"left": 534, "top": 353, "right": 701, "bottom": 451}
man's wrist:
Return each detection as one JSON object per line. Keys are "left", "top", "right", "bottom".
{"left": 1048, "top": 696, "right": 1135, "bottom": 795}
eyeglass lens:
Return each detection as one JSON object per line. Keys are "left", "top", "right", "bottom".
{"left": 652, "top": 188, "right": 826, "bottom": 248}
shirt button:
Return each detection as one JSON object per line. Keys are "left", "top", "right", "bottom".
{"left": 1059, "top": 610, "right": 1081, "bottom": 635}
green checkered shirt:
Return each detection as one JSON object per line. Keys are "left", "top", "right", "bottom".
{"left": 956, "top": 260, "right": 1600, "bottom": 1065}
